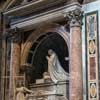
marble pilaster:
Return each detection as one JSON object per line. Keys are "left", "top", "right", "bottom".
{"left": 8, "top": 28, "right": 21, "bottom": 100}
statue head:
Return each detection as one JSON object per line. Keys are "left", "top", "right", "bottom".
{"left": 48, "top": 49, "right": 54, "bottom": 56}
{"left": 16, "top": 81, "right": 24, "bottom": 87}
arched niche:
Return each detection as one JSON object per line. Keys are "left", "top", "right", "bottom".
{"left": 21, "top": 23, "right": 70, "bottom": 84}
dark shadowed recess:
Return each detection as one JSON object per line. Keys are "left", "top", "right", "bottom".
{"left": 26, "top": 32, "right": 69, "bottom": 84}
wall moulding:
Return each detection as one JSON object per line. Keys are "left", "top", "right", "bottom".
{"left": 4, "top": 2, "right": 81, "bottom": 31}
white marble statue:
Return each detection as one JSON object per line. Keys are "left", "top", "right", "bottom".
{"left": 16, "top": 83, "right": 33, "bottom": 100}
{"left": 46, "top": 49, "right": 69, "bottom": 83}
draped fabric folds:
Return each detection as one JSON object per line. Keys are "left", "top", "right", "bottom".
{"left": 46, "top": 49, "right": 69, "bottom": 83}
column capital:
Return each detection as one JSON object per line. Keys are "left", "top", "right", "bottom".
{"left": 7, "top": 27, "right": 21, "bottom": 43}
{"left": 64, "top": 9, "right": 83, "bottom": 27}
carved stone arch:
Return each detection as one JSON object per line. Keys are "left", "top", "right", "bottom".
{"left": 21, "top": 23, "right": 70, "bottom": 66}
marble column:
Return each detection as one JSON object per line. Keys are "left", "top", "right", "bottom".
{"left": 9, "top": 29, "right": 21, "bottom": 100}
{"left": 66, "top": 9, "right": 83, "bottom": 100}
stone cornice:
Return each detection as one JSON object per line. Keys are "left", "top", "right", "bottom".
{"left": 10, "top": 2, "right": 81, "bottom": 31}
{"left": 3, "top": 0, "right": 67, "bottom": 16}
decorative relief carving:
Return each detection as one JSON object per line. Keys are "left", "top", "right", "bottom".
{"left": 89, "top": 40, "right": 96, "bottom": 54}
{"left": 88, "top": 16, "right": 96, "bottom": 38}
{"left": 89, "top": 82, "right": 97, "bottom": 99}
{"left": 64, "top": 9, "right": 83, "bottom": 27}
{"left": 7, "top": 27, "right": 21, "bottom": 43}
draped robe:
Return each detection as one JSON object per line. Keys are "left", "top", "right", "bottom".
{"left": 47, "top": 50, "right": 69, "bottom": 83}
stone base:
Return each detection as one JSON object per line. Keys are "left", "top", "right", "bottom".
{"left": 29, "top": 81, "right": 69, "bottom": 100}
{"left": 36, "top": 79, "right": 44, "bottom": 84}
{"left": 27, "top": 93, "right": 67, "bottom": 100}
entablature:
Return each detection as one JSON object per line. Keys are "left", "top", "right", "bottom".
{"left": 3, "top": 1, "right": 82, "bottom": 31}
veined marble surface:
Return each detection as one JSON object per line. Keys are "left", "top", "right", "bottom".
{"left": 82, "top": 0, "right": 100, "bottom": 100}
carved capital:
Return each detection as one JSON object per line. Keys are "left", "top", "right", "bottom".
{"left": 7, "top": 27, "right": 21, "bottom": 43}
{"left": 64, "top": 9, "right": 83, "bottom": 27}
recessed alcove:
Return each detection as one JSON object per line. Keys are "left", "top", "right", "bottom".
{"left": 26, "top": 32, "right": 69, "bottom": 84}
